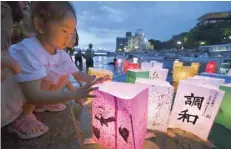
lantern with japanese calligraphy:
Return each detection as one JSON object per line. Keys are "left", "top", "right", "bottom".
{"left": 172, "top": 66, "right": 195, "bottom": 91}
{"left": 169, "top": 80, "right": 225, "bottom": 141}
{"left": 205, "top": 61, "right": 216, "bottom": 73}
{"left": 191, "top": 62, "right": 200, "bottom": 75}
{"left": 92, "top": 82, "right": 149, "bottom": 149}
{"left": 88, "top": 68, "right": 113, "bottom": 80}
{"left": 215, "top": 84, "right": 231, "bottom": 130}
{"left": 136, "top": 78, "right": 174, "bottom": 132}
{"left": 200, "top": 72, "right": 231, "bottom": 83}
{"left": 187, "top": 75, "right": 225, "bottom": 88}
{"left": 126, "top": 69, "right": 149, "bottom": 83}
{"left": 149, "top": 68, "right": 169, "bottom": 81}
{"left": 123, "top": 60, "right": 140, "bottom": 74}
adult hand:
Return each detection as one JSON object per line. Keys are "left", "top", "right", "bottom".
{"left": 1, "top": 54, "right": 21, "bottom": 81}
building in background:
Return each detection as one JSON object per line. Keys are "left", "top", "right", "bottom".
{"left": 116, "top": 37, "right": 128, "bottom": 52}
{"left": 116, "top": 29, "right": 151, "bottom": 52}
{"left": 126, "top": 32, "right": 132, "bottom": 38}
{"left": 197, "top": 11, "right": 231, "bottom": 26}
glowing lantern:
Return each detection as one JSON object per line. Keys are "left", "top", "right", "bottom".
{"left": 187, "top": 75, "right": 225, "bottom": 88}
{"left": 123, "top": 60, "right": 140, "bottom": 74}
{"left": 92, "top": 82, "right": 149, "bottom": 149}
{"left": 169, "top": 80, "right": 225, "bottom": 141}
{"left": 152, "top": 61, "right": 163, "bottom": 69}
{"left": 191, "top": 62, "right": 200, "bottom": 75}
{"left": 215, "top": 84, "right": 231, "bottom": 130}
{"left": 205, "top": 61, "right": 216, "bottom": 73}
{"left": 88, "top": 68, "right": 113, "bottom": 80}
{"left": 200, "top": 72, "right": 231, "bottom": 84}
{"left": 135, "top": 78, "right": 174, "bottom": 132}
{"left": 126, "top": 69, "right": 149, "bottom": 83}
{"left": 149, "top": 68, "right": 168, "bottom": 81}
{"left": 141, "top": 62, "right": 152, "bottom": 69}
{"left": 172, "top": 66, "right": 195, "bottom": 91}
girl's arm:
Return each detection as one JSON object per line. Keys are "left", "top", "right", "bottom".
{"left": 72, "top": 71, "right": 95, "bottom": 83}
{"left": 65, "top": 80, "right": 83, "bottom": 106}
{"left": 19, "top": 78, "right": 98, "bottom": 106}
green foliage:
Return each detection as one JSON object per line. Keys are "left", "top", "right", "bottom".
{"left": 149, "top": 21, "right": 231, "bottom": 50}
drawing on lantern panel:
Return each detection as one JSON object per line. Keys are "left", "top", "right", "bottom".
{"left": 150, "top": 71, "right": 160, "bottom": 80}
{"left": 148, "top": 86, "right": 173, "bottom": 131}
{"left": 119, "top": 127, "right": 129, "bottom": 142}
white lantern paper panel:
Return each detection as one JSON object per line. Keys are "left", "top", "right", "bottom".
{"left": 187, "top": 76, "right": 225, "bottom": 88}
{"left": 92, "top": 82, "right": 149, "bottom": 149}
{"left": 152, "top": 61, "right": 163, "bottom": 69}
{"left": 136, "top": 78, "right": 174, "bottom": 132}
{"left": 141, "top": 62, "right": 152, "bottom": 69}
{"left": 149, "top": 68, "right": 168, "bottom": 81}
{"left": 169, "top": 80, "right": 225, "bottom": 140}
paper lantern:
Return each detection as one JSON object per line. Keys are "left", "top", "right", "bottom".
{"left": 141, "top": 62, "right": 152, "bottom": 69}
{"left": 215, "top": 84, "right": 231, "bottom": 130}
{"left": 191, "top": 62, "right": 200, "bottom": 75}
{"left": 172, "top": 66, "right": 195, "bottom": 91}
{"left": 205, "top": 61, "right": 216, "bottom": 73}
{"left": 169, "top": 80, "right": 225, "bottom": 140}
{"left": 200, "top": 72, "right": 231, "bottom": 84}
{"left": 187, "top": 75, "right": 225, "bottom": 88}
{"left": 92, "top": 82, "right": 149, "bottom": 149}
{"left": 136, "top": 78, "right": 174, "bottom": 132}
{"left": 123, "top": 60, "right": 140, "bottom": 73}
{"left": 88, "top": 67, "right": 113, "bottom": 80}
{"left": 149, "top": 68, "right": 168, "bottom": 81}
{"left": 173, "top": 60, "right": 183, "bottom": 71}
{"left": 126, "top": 69, "right": 149, "bottom": 83}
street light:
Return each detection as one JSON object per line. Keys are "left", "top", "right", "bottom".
{"left": 229, "top": 36, "right": 231, "bottom": 39}
{"left": 177, "top": 41, "right": 182, "bottom": 45}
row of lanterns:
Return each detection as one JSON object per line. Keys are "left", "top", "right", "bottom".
{"left": 81, "top": 59, "right": 230, "bottom": 149}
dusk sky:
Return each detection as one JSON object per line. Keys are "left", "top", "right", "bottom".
{"left": 72, "top": 1, "right": 231, "bottom": 51}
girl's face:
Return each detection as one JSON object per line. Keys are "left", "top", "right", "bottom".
{"left": 41, "top": 11, "right": 77, "bottom": 50}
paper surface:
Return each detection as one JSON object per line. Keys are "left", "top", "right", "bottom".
{"left": 136, "top": 79, "right": 174, "bottom": 132}
{"left": 92, "top": 82, "right": 148, "bottom": 149}
{"left": 169, "top": 80, "right": 225, "bottom": 140}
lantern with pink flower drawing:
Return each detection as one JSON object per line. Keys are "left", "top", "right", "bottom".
{"left": 92, "top": 82, "right": 149, "bottom": 149}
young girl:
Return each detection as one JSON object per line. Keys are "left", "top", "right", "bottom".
{"left": 8, "top": 2, "right": 107, "bottom": 139}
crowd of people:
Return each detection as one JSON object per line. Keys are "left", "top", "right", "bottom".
{"left": 1, "top": 1, "right": 109, "bottom": 139}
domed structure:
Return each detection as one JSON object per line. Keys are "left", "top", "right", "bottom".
{"left": 135, "top": 29, "right": 145, "bottom": 37}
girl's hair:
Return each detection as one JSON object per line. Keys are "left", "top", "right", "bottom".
{"left": 30, "top": 2, "right": 76, "bottom": 26}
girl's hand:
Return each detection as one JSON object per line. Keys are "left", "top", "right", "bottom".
{"left": 74, "top": 79, "right": 100, "bottom": 100}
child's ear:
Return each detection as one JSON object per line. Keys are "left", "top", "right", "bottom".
{"left": 33, "top": 17, "right": 44, "bottom": 34}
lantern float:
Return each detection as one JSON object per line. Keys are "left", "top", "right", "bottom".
{"left": 88, "top": 67, "right": 113, "bottom": 80}
{"left": 92, "top": 82, "right": 149, "bottom": 149}
{"left": 187, "top": 75, "right": 225, "bottom": 88}
{"left": 136, "top": 78, "right": 174, "bottom": 132}
{"left": 172, "top": 66, "right": 195, "bottom": 91}
{"left": 123, "top": 60, "right": 140, "bottom": 74}
{"left": 126, "top": 69, "right": 149, "bottom": 83}
{"left": 169, "top": 80, "right": 225, "bottom": 141}
{"left": 215, "top": 83, "right": 231, "bottom": 130}
{"left": 200, "top": 72, "right": 231, "bottom": 84}
{"left": 191, "top": 62, "right": 200, "bottom": 75}
{"left": 205, "top": 61, "right": 216, "bottom": 73}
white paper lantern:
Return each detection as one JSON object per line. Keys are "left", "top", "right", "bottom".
{"left": 169, "top": 80, "right": 225, "bottom": 141}
{"left": 136, "top": 78, "right": 174, "bottom": 132}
